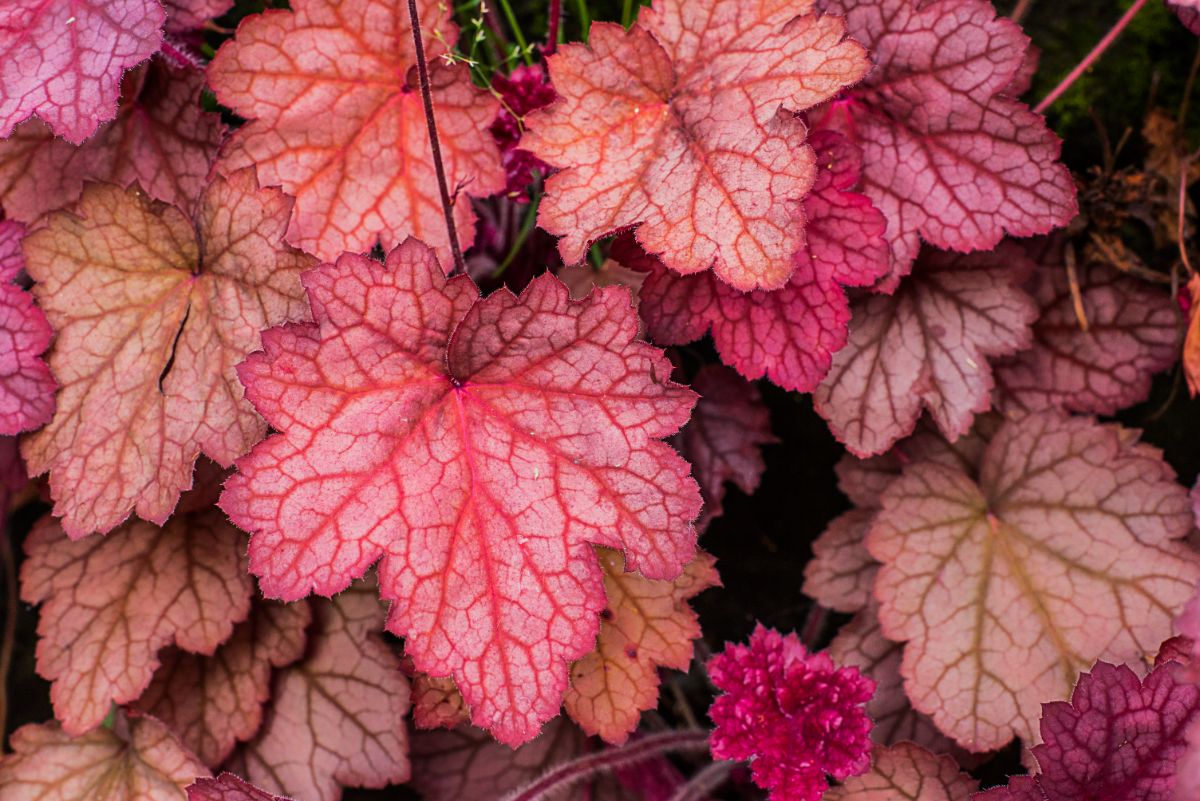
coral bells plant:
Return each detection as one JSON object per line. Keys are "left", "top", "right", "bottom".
{"left": 7, "top": 0, "right": 1200, "bottom": 800}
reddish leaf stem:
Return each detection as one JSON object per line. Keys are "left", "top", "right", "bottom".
{"left": 1009, "top": 0, "right": 1035, "bottom": 24}
{"left": 546, "top": 0, "right": 563, "bottom": 56}
{"left": 501, "top": 729, "right": 712, "bottom": 801}
{"left": 1034, "top": 0, "right": 1150, "bottom": 114}
{"left": 406, "top": 0, "right": 467, "bottom": 276}
{"left": 1181, "top": 157, "right": 1196, "bottom": 276}
{"left": 666, "top": 761, "right": 734, "bottom": 801}
{"left": 159, "top": 35, "right": 205, "bottom": 70}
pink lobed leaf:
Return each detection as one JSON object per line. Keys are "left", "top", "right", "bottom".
{"left": 813, "top": 244, "right": 1038, "bottom": 457}
{"left": 134, "top": 600, "right": 312, "bottom": 768}
{"left": 0, "top": 61, "right": 226, "bottom": 223}
{"left": 20, "top": 496, "right": 254, "bottom": 735}
{"left": 21, "top": 169, "right": 314, "bottom": 536}
{"left": 0, "top": 0, "right": 165, "bottom": 145}
{"left": 0, "top": 220, "right": 54, "bottom": 435}
{"left": 165, "top": 0, "right": 234, "bottom": 33}
{"left": 672, "top": 366, "right": 777, "bottom": 530}
{"left": 522, "top": 0, "right": 870, "bottom": 291}
{"left": 207, "top": 0, "right": 504, "bottom": 266}
{"left": 628, "top": 127, "right": 888, "bottom": 392}
{"left": 189, "top": 774, "right": 292, "bottom": 801}
{"left": 815, "top": 0, "right": 1078, "bottom": 286}
{"left": 219, "top": 239, "right": 700, "bottom": 745}
{"left": 0, "top": 713, "right": 209, "bottom": 801}
{"left": 823, "top": 743, "right": 977, "bottom": 801}
{"left": 227, "top": 584, "right": 409, "bottom": 801}
{"left": 870, "top": 411, "right": 1200, "bottom": 751}
{"left": 802, "top": 509, "right": 876, "bottom": 614}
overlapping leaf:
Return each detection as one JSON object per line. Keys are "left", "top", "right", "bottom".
{"left": 409, "top": 671, "right": 470, "bottom": 731}
{"left": 631, "top": 128, "right": 888, "bottom": 392}
{"left": 815, "top": 0, "right": 1077, "bottom": 285}
{"left": 802, "top": 510, "right": 875, "bottom": 614}
{"left": 0, "top": 0, "right": 165, "bottom": 144}
{"left": 189, "top": 774, "right": 289, "bottom": 801}
{"left": 0, "top": 62, "right": 225, "bottom": 223}
{"left": 135, "top": 600, "right": 312, "bottom": 768}
{"left": 208, "top": 0, "right": 504, "bottom": 265}
{"left": 672, "top": 366, "right": 776, "bottom": 530}
{"left": 228, "top": 585, "right": 409, "bottom": 801}
{"left": 995, "top": 249, "right": 1178, "bottom": 415}
{"left": 166, "top": 0, "right": 234, "bottom": 32}
{"left": 1171, "top": 0, "right": 1200, "bottom": 35}
{"left": 870, "top": 411, "right": 1200, "bottom": 751}
{"left": 564, "top": 549, "right": 718, "bottom": 743}
{"left": 823, "top": 743, "right": 976, "bottom": 801}
{"left": 20, "top": 497, "right": 253, "bottom": 734}
{"left": 814, "top": 245, "right": 1037, "bottom": 457}
{"left": 22, "top": 169, "right": 314, "bottom": 536}
{"left": 977, "top": 661, "right": 1200, "bottom": 801}
{"left": 522, "top": 0, "right": 870, "bottom": 291}
{"left": 0, "top": 220, "right": 54, "bottom": 435}
{"left": 0, "top": 713, "right": 208, "bottom": 801}
{"left": 220, "top": 240, "right": 700, "bottom": 745}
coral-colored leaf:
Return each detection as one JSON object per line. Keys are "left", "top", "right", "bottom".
{"left": 995, "top": 250, "right": 1178, "bottom": 415}
{"left": 814, "top": 245, "right": 1037, "bottom": 457}
{"left": 135, "top": 600, "right": 312, "bottom": 768}
{"left": 565, "top": 548, "right": 718, "bottom": 744}
{"left": 816, "top": 0, "right": 1077, "bottom": 285}
{"left": 870, "top": 411, "right": 1200, "bottom": 751}
{"left": 189, "top": 774, "right": 290, "bottom": 801}
{"left": 22, "top": 169, "right": 314, "bottom": 536}
{"left": 0, "top": 713, "right": 208, "bottom": 801}
{"left": 802, "top": 509, "right": 875, "bottom": 614}
{"left": 19, "top": 502, "right": 253, "bottom": 735}
{"left": 228, "top": 585, "right": 409, "bottom": 801}
{"left": 673, "top": 366, "right": 776, "bottom": 530}
{"left": 828, "top": 606, "right": 960, "bottom": 753}
{"left": 978, "top": 661, "right": 1200, "bottom": 801}
{"left": 207, "top": 0, "right": 504, "bottom": 266}
{"left": 631, "top": 127, "right": 888, "bottom": 391}
{"left": 522, "top": 0, "right": 869, "bottom": 291}
{"left": 0, "top": 61, "right": 225, "bottom": 223}
{"left": 823, "top": 743, "right": 977, "bottom": 801}
{"left": 0, "top": 220, "right": 54, "bottom": 435}
{"left": 0, "top": 0, "right": 165, "bottom": 145}
{"left": 220, "top": 240, "right": 700, "bottom": 745}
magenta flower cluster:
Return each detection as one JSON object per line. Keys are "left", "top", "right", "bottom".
{"left": 707, "top": 625, "right": 875, "bottom": 801}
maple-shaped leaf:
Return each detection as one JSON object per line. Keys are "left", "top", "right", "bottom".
{"left": 977, "top": 661, "right": 1200, "bottom": 801}
{"left": 228, "top": 584, "right": 409, "bottom": 801}
{"left": 814, "top": 244, "right": 1038, "bottom": 457}
{"left": 672, "top": 366, "right": 777, "bottom": 530}
{"left": 630, "top": 125, "right": 888, "bottom": 391}
{"left": 135, "top": 600, "right": 312, "bottom": 768}
{"left": 207, "top": 0, "right": 504, "bottom": 266}
{"left": 20, "top": 499, "right": 254, "bottom": 735}
{"left": 0, "top": 61, "right": 226, "bottom": 224}
{"left": 870, "top": 411, "right": 1200, "bottom": 751}
{"left": 802, "top": 509, "right": 875, "bottom": 614}
{"left": 0, "top": 0, "right": 165, "bottom": 145}
{"left": 220, "top": 239, "right": 700, "bottom": 745}
{"left": 829, "top": 606, "right": 959, "bottom": 753}
{"left": 22, "top": 169, "right": 314, "bottom": 536}
{"left": 814, "top": 0, "right": 1077, "bottom": 285}
{"left": 189, "top": 774, "right": 290, "bottom": 801}
{"left": 0, "top": 713, "right": 208, "bottom": 801}
{"left": 824, "top": 743, "right": 976, "bottom": 801}
{"left": 521, "top": 0, "right": 869, "bottom": 291}
{"left": 994, "top": 252, "right": 1178, "bottom": 415}
{"left": 565, "top": 548, "right": 718, "bottom": 743}
{"left": 0, "top": 220, "right": 54, "bottom": 436}
{"left": 165, "top": 0, "right": 234, "bottom": 33}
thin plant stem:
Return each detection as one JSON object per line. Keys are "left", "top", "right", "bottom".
{"left": 546, "top": 0, "right": 562, "bottom": 55}
{"left": 1010, "top": 0, "right": 1035, "bottom": 23}
{"left": 494, "top": 0, "right": 535, "bottom": 65}
{"left": 1180, "top": 157, "right": 1196, "bottom": 276}
{"left": 407, "top": 0, "right": 467, "bottom": 277}
{"left": 667, "top": 761, "right": 735, "bottom": 801}
{"left": 483, "top": 1, "right": 509, "bottom": 49}
{"left": 159, "top": 36, "right": 205, "bottom": 70}
{"left": 491, "top": 195, "right": 541, "bottom": 278}
{"left": 501, "top": 729, "right": 712, "bottom": 801}
{"left": 1065, "top": 242, "right": 1090, "bottom": 332}
{"left": 0, "top": 493, "right": 15, "bottom": 744}
{"left": 800, "top": 602, "right": 829, "bottom": 648}
{"left": 1181, "top": 41, "right": 1200, "bottom": 125}
{"left": 622, "top": 0, "right": 636, "bottom": 27}
{"left": 1034, "top": 0, "right": 1151, "bottom": 115}
{"left": 573, "top": 0, "right": 591, "bottom": 40}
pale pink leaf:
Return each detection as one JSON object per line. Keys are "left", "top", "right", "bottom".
{"left": 823, "top": 743, "right": 977, "bottom": 801}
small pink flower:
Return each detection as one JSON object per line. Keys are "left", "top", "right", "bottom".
{"left": 489, "top": 66, "right": 557, "bottom": 199}
{"left": 707, "top": 624, "right": 875, "bottom": 801}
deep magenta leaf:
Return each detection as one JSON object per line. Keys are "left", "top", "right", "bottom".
{"left": 0, "top": 220, "right": 54, "bottom": 436}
